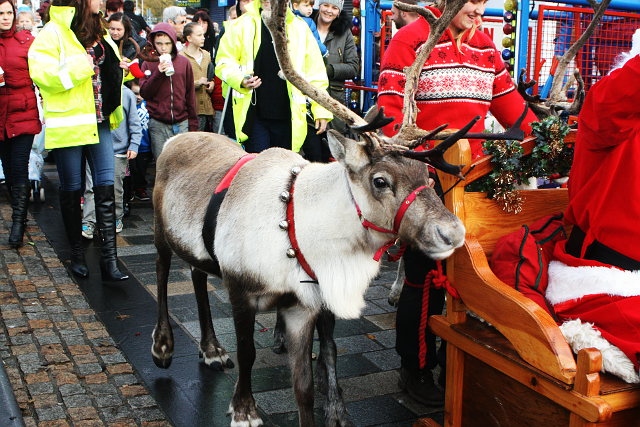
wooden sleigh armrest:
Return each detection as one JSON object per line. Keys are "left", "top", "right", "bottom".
{"left": 447, "top": 234, "right": 576, "bottom": 383}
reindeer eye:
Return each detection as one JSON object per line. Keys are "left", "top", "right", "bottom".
{"left": 373, "top": 177, "right": 389, "bottom": 189}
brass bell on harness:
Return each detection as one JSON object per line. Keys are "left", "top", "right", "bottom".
{"left": 286, "top": 248, "right": 297, "bottom": 258}
{"left": 279, "top": 220, "right": 289, "bottom": 230}
{"left": 280, "top": 191, "right": 290, "bottom": 202}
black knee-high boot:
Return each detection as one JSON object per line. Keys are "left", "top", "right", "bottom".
{"left": 59, "top": 190, "right": 89, "bottom": 278}
{"left": 94, "top": 185, "right": 128, "bottom": 281}
{"left": 9, "top": 184, "right": 30, "bottom": 248}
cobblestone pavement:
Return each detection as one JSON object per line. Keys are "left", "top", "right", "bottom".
{"left": 0, "top": 187, "right": 168, "bottom": 426}
{"left": 0, "top": 163, "right": 444, "bottom": 426}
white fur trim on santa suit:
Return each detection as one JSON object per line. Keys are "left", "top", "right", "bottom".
{"left": 546, "top": 260, "right": 640, "bottom": 305}
{"left": 559, "top": 320, "right": 640, "bottom": 383}
{"left": 547, "top": 260, "right": 640, "bottom": 383}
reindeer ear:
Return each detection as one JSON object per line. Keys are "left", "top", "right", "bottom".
{"left": 326, "top": 130, "right": 370, "bottom": 171}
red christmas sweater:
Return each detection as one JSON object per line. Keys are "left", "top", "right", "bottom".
{"left": 377, "top": 11, "right": 536, "bottom": 159}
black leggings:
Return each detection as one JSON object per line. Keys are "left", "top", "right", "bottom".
{"left": 0, "top": 134, "right": 33, "bottom": 186}
{"left": 395, "top": 245, "right": 446, "bottom": 371}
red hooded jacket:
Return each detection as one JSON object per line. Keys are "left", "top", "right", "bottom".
{"left": 0, "top": 8, "right": 42, "bottom": 141}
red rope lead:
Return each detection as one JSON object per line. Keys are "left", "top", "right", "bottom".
{"left": 417, "top": 260, "right": 459, "bottom": 369}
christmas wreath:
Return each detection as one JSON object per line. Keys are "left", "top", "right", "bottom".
{"left": 467, "top": 116, "right": 572, "bottom": 213}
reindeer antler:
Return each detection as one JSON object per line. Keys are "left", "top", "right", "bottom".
{"left": 518, "top": 69, "right": 585, "bottom": 119}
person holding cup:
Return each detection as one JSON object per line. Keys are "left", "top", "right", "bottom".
{"left": 139, "top": 22, "right": 197, "bottom": 159}
{"left": 0, "top": 0, "right": 42, "bottom": 248}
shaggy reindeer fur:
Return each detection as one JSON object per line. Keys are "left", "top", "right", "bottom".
{"left": 151, "top": 131, "right": 465, "bottom": 427}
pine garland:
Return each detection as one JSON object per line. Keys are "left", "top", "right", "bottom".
{"left": 467, "top": 116, "right": 572, "bottom": 213}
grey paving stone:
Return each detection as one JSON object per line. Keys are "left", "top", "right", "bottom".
{"left": 9, "top": 334, "right": 34, "bottom": 346}
{"left": 100, "top": 352, "right": 127, "bottom": 364}
{"left": 334, "top": 334, "right": 384, "bottom": 356}
{"left": 76, "top": 363, "right": 104, "bottom": 375}
{"left": 136, "top": 407, "right": 167, "bottom": 422}
{"left": 27, "top": 382, "right": 55, "bottom": 395}
{"left": 100, "top": 405, "right": 133, "bottom": 421}
{"left": 128, "top": 394, "right": 157, "bottom": 409}
{"left": 35, "top": 405, "right": 66, "bottom": 421}
{"left": 364, "top": 348, "right": 401, "bottom": 372}
{"left": 112, "top": 373, "right": 138, "bottom": 387}
{"left": 16, "top": 353, "right": 43, "bottom": 374}
{"left": 59, "top": 383, "right": 84, "bottom": 396}
{"left": 367, "top": 329, "right": 396, "bottom": 349}
{"left": 62, "top": 393, "right": 93, "bottom": 408}
{"left": 87, "top": 383, "right": 118, "bottom": 396}
{"left": 346, "top": 395, "right": 416, "bottom": 427}
{"left": 95, "top": 393, "right": 123, "bottom": 407}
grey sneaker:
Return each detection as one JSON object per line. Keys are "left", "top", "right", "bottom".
{"left": 398, "top": 367, "right": 444, "bottom": 407}
{"left": 82, "top": 223, "right": 94, "bottom": 239}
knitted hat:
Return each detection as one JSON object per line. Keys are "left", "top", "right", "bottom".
{"left": 320, "top": 0, "right": 344, "bottom": 12}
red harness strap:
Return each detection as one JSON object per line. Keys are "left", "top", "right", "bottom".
{"left": 358, "top": 185, "right": 428, "bottom": 261}
{"left": 214, "top": 154, "right": 257, "bottom": 194}
{"left": 285, "top": 175, "right": 317, "bottom": 281}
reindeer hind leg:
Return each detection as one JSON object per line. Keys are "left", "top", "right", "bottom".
{"left": 191, "top": 267, "right": 234, "bottom": 370}
{"left": 152, "top": 232, "right": 174, "bottom": 369}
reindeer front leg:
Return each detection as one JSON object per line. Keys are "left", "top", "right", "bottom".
{"left": 283, "top": 304, "right": 319, "bottom": 427}
{"left": 315, "top": 309, "right": 354, "bottom": 427}
{"left": 152, "top": 236, "right": 174, "bottom": 368}
{"left": 192, "top": 268, "right": 234, "bottom": 369}
{"left": 228, "top": 278, "right": 262, "bottom": 427}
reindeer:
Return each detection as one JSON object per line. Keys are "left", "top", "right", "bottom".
{"left": 149, "top": 1, "right": 531, "bottom": 425}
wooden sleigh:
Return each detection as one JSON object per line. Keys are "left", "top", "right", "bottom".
{"left": 424, "top": 132, "right": 640, "bottom": 427}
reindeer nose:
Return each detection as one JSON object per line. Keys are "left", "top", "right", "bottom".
{"left": 437, "top": 226, "right": 452, "bottom": 246}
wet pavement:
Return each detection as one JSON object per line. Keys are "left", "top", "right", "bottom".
{"left": 0, "top": 161, "right": 444, "bottom": 426}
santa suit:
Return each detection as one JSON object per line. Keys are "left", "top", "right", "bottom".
{"left": 547, "top": 49, "right": 640, "bottom": 382}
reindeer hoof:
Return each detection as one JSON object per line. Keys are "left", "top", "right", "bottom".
{"left": 152, "top": 354, "right": 173, "bottom": 369}
{"left": 201, "top": 350, "right": 235, "bottom": 370}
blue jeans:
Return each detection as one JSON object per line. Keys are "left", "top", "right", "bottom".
{"left": 54, "top": 122, "right": 115, "bottom": 191}
{"left": 244, "top": 117, "right": 291, "bottom": 153}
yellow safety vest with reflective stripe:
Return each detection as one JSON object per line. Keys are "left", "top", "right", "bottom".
{"left": 215, "top": 3, "right": 332, "bottom": 152}
{"left": 28, "top": 6, "right": 124, "bottom": 150}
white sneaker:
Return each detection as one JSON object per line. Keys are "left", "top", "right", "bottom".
{"left": 115, "top": 219, "right": 123, "bottom": 233}
{"left": 82, "top": 224, "right": 94, "bottom": 239}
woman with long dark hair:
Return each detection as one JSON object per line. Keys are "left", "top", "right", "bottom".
{"left": 0, "top": 0, "right": 42, "bottom": 248}
{"left": 107, "top": 12, "right": 143, "bottom": 61}
{"left": 29, "top": 0, "right": 129, "bottom": 281}
{"left": 192, "top": 10, "right": 216, "bottom": 57}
